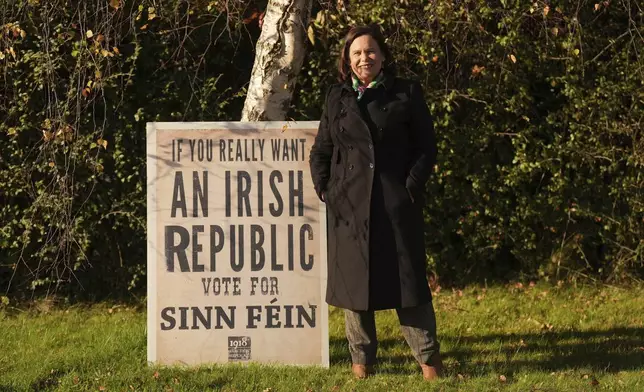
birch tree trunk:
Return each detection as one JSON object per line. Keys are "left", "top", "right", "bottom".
{"left": 241, "top": 0, "right": 312, "bottom": 121}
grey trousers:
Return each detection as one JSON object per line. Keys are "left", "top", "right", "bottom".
{"left": 344, "top": 301, "right": 440, "bottom": 365}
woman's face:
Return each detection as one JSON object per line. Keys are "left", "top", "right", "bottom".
{"left": 348, "top": 34, "right": 385, "bottom": 84}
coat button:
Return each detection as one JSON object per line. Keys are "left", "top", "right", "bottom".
{"left": 381, "top": 106, "right": 387, "bottom": 111}
{"left": 340, "top": 126, "right": 345, "bottom": 133}
{"left": 348, "top": 145, "right": 353, "bottom": 150}
{"left": 378, "top": 127, "right": 383, "bottom": 133}
{"left": 349, "top": 164, "right": 354, "bottom": 170}
{"left": 368, "top": 143, "right": 373, "bottom": 149}
{"left": 369, "top": 163, "right": 374, "bottom": 169}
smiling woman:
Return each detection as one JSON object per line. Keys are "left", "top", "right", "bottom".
{"left": 348, "top": 34, "right": 385, "bottom": 85}
{"left": 309, "top": 24, "right": 442, "bottom": 381}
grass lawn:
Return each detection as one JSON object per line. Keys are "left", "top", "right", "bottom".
{"left": 1, "top": 283, "right": 643, "bottom": 391}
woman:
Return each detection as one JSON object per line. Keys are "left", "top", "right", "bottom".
{"left": 309, "top": 25, "right": 444, "bottom": 380}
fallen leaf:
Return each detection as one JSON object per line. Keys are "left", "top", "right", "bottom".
{"left": 471, "top": 64, "right": 485, "bottom": 76}
{"left": 96, "top": 34, "right": 105, "bottom": 42}
{"left": 509, "top": 54, "right": 517, "bottom": 63}
{"left": 307, "top": 25, "right": 315, "bottom": 45}
{"left": 499, "top": 374, "right": 507, "bottom": 382}
{"left": 99, "top": 387, "right": 106, "bottom": 391}
{"left": 457, "top": 373, "right": 465, "bottom": 380}
{"left": 243, "top": 10, "right": 260, "bottom": 24}
{"left": 259, "top": 12, "right": 265, "bottom": 29}
{"left": 55, "top": 128, "right": 72, "bottom": 142}
{"left": 153, "top": 371, "right": 159, "bottom": 379}
{"left": 48, "top": 162, "right": 55, "bottom": 167}
{"left": 73, "top": 376, "right": 80, "bottom": 385}
{"left": 113, "top": 47, "right": 120, "bottom": 54}
{"left": 591, "top": 377, "right": 600, "bottom": 386}
{"left": 432, "top": 55, "right": 439, "bottom": 62}
{"left": 140, "top": 24, "right": 148, "bottom": 31}
{"left": 529, "top": 281, "right": 536, "bottom": 287}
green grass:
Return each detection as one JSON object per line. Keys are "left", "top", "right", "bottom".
{"left": 1, "top": 283, "right": 643, "bottom": 391}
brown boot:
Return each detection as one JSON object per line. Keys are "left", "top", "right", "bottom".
{"left": 420, "top": 354, "right": 444, "bottom": 381}
{"left": 351, "top": 364, "right": 373, "bottom": 379}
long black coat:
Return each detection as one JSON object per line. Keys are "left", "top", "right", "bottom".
{"left": 309, "top": 74, "right": 438, "bottom": 311}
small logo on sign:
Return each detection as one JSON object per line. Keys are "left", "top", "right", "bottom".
{"left": 228, "top": 336, "right": 251, "bottom": 361}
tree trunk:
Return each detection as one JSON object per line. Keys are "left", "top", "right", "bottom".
{"left": 241, "top": 0, "right": 312, "bottom": 121}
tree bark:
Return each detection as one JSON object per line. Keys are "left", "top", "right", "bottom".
{"left": 241, "top": 0, "right": 312, "bottom": 121}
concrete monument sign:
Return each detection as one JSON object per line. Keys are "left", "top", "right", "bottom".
{"left": 146, "top": 122, "right": 328, "bottom": 366}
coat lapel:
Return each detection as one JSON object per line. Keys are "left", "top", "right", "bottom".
{"left": 339, "top": 85, "right": 372, "bottom": 140}
{"left": 337, "top": 73, "right": 397, "bottom": 141}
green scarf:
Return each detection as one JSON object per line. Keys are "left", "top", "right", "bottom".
{"left": 352, "top": 72, "right": 385, "bottom": 101}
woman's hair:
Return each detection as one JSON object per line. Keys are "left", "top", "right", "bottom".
{"left": 337, "top": 24, "right": 394, "bottom": 82}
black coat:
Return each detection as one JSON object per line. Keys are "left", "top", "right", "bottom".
{"left": 309, "top": 74, "right": 438, "bottom": 311}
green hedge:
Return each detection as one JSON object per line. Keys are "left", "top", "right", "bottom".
{"left": 1, "top": 0, "right": 642, "bottom": 299}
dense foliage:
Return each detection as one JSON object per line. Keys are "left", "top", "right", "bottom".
{"left": 1, "top": 0, "right": 642, "bottom": 299}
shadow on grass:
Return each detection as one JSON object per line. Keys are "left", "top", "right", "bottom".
{"left": 29, "top": 369, "right": 67, "bottom": 391}
{"left": 330, "top": 327, "right": 644, "bottom": 376}
{"left": 0, "top": 368, "right": 67, "bottom": 392}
